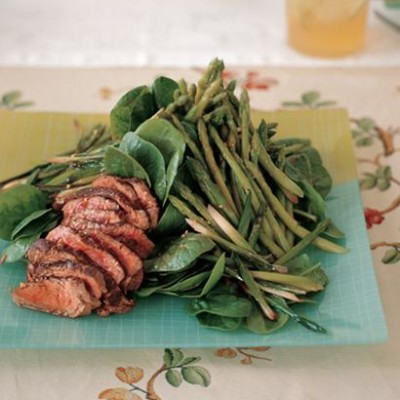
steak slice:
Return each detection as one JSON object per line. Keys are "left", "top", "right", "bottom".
{"left": 98, "top": 287, "right": 134, "bottom": 316}
{"left": 62, "top": 198, "right": 124, "bottom": 225}
{"left": 46, "top": 226, "right": 126, "bottom": 285}
{"left": 12, "top": 278, "right": 100, "bottom": 318}
{"left": 65, "top": 218, "right": 155, "bottom": 259}
{"left": 125, "top": 178, "right": 159, "bottom": 229}
{"left": 28, "top": 260, "right": 107, "bottom": 300}
{"left": 84, "top": 230, "right": 144, "bottom": 291}
{"left": 26, "top": 238, "right": 134, "bottom": 315}
{"left": 92, "top": 176, "right": 159, "bottom": 229}
{"left": 26, "top": 238, "right": 52, "bottom": 265}
{"left": 27, "top": 239, "right": 88, "bottom": 271}
{"left": 53, "top": 187, "right": 150, "bottom": 230}
{"left": 61, "top": 195, "right": 120, "bottom": 211}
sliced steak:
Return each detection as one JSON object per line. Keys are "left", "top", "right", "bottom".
{"left": 61, "top": 195, "right": 120, "bottom": 211}
{"left": 25, "top": 236, "right": 134, "bottom": 315}
{"left": 84, "top": 230, "right": 144, "bottom": 291}
{"left": 98, "top": 289, "right": 134, "bottom": 316}
{"left": 27, "top": 239, "right": 85, "bottom": 270}
{"left": 92, "top": 175, "right": 141, "bottom": 205}
{"left": 110, "top": 224, "right": 155, "bottom": 259}
{"left": 64, "top": 218, "right": 155, "bottom": 259}
{"left": 14, "top": 175, "right": 160, "bottom": 319}
{"left": 62, "top": 198, "right": 124, "bottom": 225}
{"left": 125, "top": 178, "right": 159, "bottom": 229}
{"left": 26, "top": 238, "right": 52, "bottom": 265}
{"left": 92, "top": 176, "right": 159, "bottom": 229}
{"left": 29, "top": 260, "right": 107, "bottom": 300}
{"left": 12, "top": 278, "right": 100, "bottom": 318}
{"left": 46, "top": 225, "right": 126, "bottom": 285}
{"left": 53, "top": 187, "right": 150, "bottom": 230}
{"left": 27, "top": 240, "right": 88, "bottom": 269}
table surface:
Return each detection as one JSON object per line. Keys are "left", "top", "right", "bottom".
{"left": 0, "top": 0, "right": 399, "bottom": 68}
{"left": 0, "top": 1, "right": 400, "bottom": 400}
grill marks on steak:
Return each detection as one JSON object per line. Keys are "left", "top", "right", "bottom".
{"left": 54, "top": 187, "right": 150, "bottom": 230}
{"left": 26, "top": 240, "right": 108, "bottom": 300}
{"left": 62, "top": 198, "right": 124, "bottom": 225}
{"left": 92, "top": 176, "right": 159, "bottom": 229}
{"left": 29, "top": 260, "right": 107, "bottom": 300}
{"left": 47, "top": 226, "right": 126, "bottom": 286}
{"left": 65, "top": 219, "right": 155, "bottom": 259}
{"left": 12, "top": 175, "right": 159, "bottom": 318}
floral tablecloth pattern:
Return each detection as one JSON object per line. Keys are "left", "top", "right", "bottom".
{"left": 0, "top": 66, "right": 399, "bottom": 400}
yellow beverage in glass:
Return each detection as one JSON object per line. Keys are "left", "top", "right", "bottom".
{"left": 286, "top": 0, "right": 369, "bottom": 57}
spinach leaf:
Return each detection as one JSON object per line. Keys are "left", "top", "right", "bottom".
{"left": 285, "top": 254, "right": 328, "bottom": 286}
{"left": 284, "top": 148, "right": 332, "bottom": 198}
{"left": 104, "top": 146, "right": 150, "bottom": 184}
{"left": 11, "top": 208, "right": 59, "bottom": 240}
{"left": 135, "top": 119, "right": 185, "bottom": 164}
{"left": 152, "top": 76, "right": 179, "bottom": 108}
{"left": 196, "top": 314, "right": 242, "bottom": 331}
{"left": 159, "top": 271, "right": 210, "bottom": 295}
{"left": 188, "top": 293, "right": 252, "bottom": 318}
{"left": 119, "top": 132, "right": 167, "bottom": 200}
{"left": 245, "top": 300, "right": 289, "bottom": 334}
{"left": 135, "top": 119, "right": 186, "bottom": 201}
{"left": 301, "top": 147, "right": 322, "bottom": 165}
{"left": 284, "top": 153, "right": 311, "bottom": 183}
{"left": 110, "top": 85, "right": 157, "bottom": 139}
{"left": 144, "top": 233, "right": 215, "bottom": 273}
{"left": 136, "top": 268, "right": 193, "bottom": 297}
{"left": 308, "top": 163, "right": 332, "bottom": 198}
{"left": 152, "top": 202, "right": 186, "bottom": 236}
{"left": 1, "top": 235, "right": 39, "bottom": 263}
{"left": 0, "top": 184, "right": 47, "bottom": 240}
{"left": 199, "top": 253, "right": 225, "bottom": 297}
{"left": 162, "top": 253, "right": 226, "bottom": 298}
{"left": 139, "top": 253, "right": 225, "bottom": 298}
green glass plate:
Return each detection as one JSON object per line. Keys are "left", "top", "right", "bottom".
{"left": 0, "top": 109, "right": 387, "bottom": 348}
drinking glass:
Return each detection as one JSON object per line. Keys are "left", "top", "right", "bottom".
{"left": 286, "top": 0, "right": 369, "bottom": 57}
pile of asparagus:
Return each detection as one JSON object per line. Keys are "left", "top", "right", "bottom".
{"left": 139, "top": 59, "right": 348, "bottom": 331}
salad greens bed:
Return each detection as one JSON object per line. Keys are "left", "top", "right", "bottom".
{"left": 0, "top": 59, "right": 348, "bottom": 335}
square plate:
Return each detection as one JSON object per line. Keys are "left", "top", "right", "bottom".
{"left": 0, "top": 108, "right": 387, "bottom": 348}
